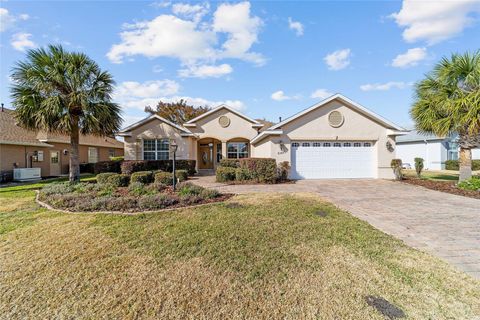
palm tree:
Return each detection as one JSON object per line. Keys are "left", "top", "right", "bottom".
{"left": 11, "top": 45, "right": 122, "bottom": 183}
{"left": 411, "top": 51, "right": 480, "bottom": 181}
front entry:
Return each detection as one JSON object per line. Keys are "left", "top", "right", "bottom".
{"left": 198, "top": 144, "right": 214, "bottom": 169}
{"left": 50, "top": 150, "right": 61, "bottom": 176}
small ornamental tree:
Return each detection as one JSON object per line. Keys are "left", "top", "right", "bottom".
{"left": 391, "top": 159, "right": 403, "bottom": 181}
{"left": 414, "top": 157, "right": 424, "bottom": 178}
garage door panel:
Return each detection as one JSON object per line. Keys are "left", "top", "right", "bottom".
{"left": 291, "top": 142, "right": 375, "bottom": 179}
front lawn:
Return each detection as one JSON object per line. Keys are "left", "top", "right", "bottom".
{"left": 1, "top": 181, "right": 479, "bottom": 319}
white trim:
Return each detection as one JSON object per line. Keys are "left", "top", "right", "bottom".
{"left": 184, "top": 104, "right": 262, "bottom": 127}
{"left": 119, "top": 114, "right": 193, "bottom": 135}
{"left": 270, "top": 94, "right": 405, "bottom": 131}
{"left": 250, "top": 130, "right": 283, "bottom": 144}
{"left": 386, "top": 129, "right": 409, "bottom": 136}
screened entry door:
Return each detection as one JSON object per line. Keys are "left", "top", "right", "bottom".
{"left": 198, "top": 144, "right": 214, "bottom": 169}
{"left": 291, "top": 141, "right": 375, "bottom": 179}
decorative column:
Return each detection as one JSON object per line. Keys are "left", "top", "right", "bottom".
{"left": 222, "top": 141, "right": 227, "bottom": 159}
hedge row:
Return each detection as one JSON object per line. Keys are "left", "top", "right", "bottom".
{"left": 216, "top": 158, "right": 279, "bottom": 184}
{"left": 121, "top": 160, "right": 196, "bottom": 175}
{"left": 445, "top": 160, "right": 480, "bottom": 171}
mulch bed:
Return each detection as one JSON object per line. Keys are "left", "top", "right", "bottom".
{"left": 401, "top": 177, "right": 480, "bottom": 200}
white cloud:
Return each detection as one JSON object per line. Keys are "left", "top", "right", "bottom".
{"left": 391, "top": 47, "right": 427, "bottom": 68}
{"left": 172, "top": 2, "right": 209, "bottom": 22}
{"left": 115, "top": 80, "right": 180, "bottom": 100}
{"left": 271, "top": 90, "right": 300, "bottom": 101}
{"left": 108, "top": 1, "right": 264, "bottom": 75}
{"left": 324, "top": 49, "right": 351, "bottom": 70}
{"left": 107, "top": 15, "right": 216, "bottom": 64}
{"left": 114, "top": 79, "right": 245, "bottom": 112}
{"left": 288, "top": 17, "right": 304, "bottom": 36}
{"left": 178, "top": 63, "right": 233, "bottom": 78}
{"left": 310, "top": 88, "right": 333, "bottom": 99}
{"left": 360, "top": 81, "right": 409, "bottom": 91}
{"left": 11, "top": 33, "right": 36, "bottom": 51}
{"left": 390, "top": 0, "right": 480, "bottom": 44}
{"left": 212, "top": 1, "right": 264, "bottom": 65}
{"left": 1, "top": 8, "right": 29, "bottom": 32}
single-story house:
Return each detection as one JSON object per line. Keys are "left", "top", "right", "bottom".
{"left": 396, "top": 131, "right": 480, "bottom": 170}
{"left": 119, "top": 94, "right": 407, "bottom": 179}
{"left": 0, "top": 107, "right": 124, "bottom": 181}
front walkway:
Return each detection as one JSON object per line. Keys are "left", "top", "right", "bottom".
{"left": 191, "top": 175, "right": 480, "bottom": 279}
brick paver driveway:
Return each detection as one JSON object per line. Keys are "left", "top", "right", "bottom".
{"left": 192, "top": 176, "right": 480, "bottom": 278}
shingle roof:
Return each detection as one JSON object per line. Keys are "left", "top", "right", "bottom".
{"left": 0, "top": 108, "right": 52, "bottom": 147}
{"left": 0, "top": 108, "right": 124, "bottom": 148}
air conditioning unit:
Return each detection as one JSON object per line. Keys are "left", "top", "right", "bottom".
{"left": 13, "top": 168, "right": 41, "bottom": 182}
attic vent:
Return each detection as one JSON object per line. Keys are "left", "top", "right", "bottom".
{"left": 219, "top": 116, "right": 230, "bottom": 128}
{"left": 328, "top": 111, "right": 344, "bottom": 127}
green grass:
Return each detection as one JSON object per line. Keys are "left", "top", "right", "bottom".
{"left": 402, "top": 169, "right": 459, "bottom": 181}
{"left": 1, "top": 181, "right": 479, "bottom": 319}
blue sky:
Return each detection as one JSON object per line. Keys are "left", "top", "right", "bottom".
{"left": 1, "top": 1, "right": 479, "bottom": 129}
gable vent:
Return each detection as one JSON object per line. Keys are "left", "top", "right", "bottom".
{"left": 328, "top": 111, "right": 344, "bottom": 127}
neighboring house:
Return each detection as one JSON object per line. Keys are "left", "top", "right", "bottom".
{"left": 0, "top": 107, "right": 124, "bottom": 180}
{"left": 396, "top": 131, "right": 480, "bottom": 170}
{"left": 120, "top": 94, "right": 406, "bottom": 179}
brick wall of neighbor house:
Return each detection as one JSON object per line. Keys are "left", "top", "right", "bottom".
{"left": 48, "top": 142, "right": 124, "bottom": 174}
{"left": 0, "top": 144, "right": 52, "bottom": 177}
{"left": 0, "top": 143, "right": 123, "bottom": 179}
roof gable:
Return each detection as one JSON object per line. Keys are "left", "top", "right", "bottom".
{"left": 119, "top": 114, "right": 194, "bottom": 136}
{"left": 270, "top": 94, "right": 405, "bottom": 131}
{"left": 184, "top": 104, "right": 262, "bottom": 127}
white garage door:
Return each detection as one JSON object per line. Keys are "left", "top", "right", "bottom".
{"left": 291, "top": 141, "right": 375, "bottom": 179}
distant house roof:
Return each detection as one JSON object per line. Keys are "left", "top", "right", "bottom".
{"left": 0, "top": 108, "right": 124, "bottom": 149}
{"left": 396, "top": 130, "right": 447, "bottom": 143}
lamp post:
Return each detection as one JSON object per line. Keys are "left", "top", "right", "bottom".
{"left": 170, "top": 140, "right": 178, "bottom": 190}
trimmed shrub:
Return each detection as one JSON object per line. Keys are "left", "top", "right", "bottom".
{"left": 235, "top": 168, "right": 252, "bottom": 181}
{"left": 155, "top": 171, "right": 173, "bottom": 185}
{"left": 138, "top": 194, "right": 178, "bottom": 210}
{"left": 175, "top": 169, "right": 188, "bottom": 182}
{"left": 80, "top": 163, "right": 94, "bottom": 174}
{"left": 458, "top": 176, "right": 480, "bottom": 191}
{"left": 106, "top": 173, "right": 130, "bottom": 187}
{"left": 109, "top": 156, "right": 124, "bottom": 162}
{"left": 445, "top": 159, "right": 480, "bottom": 171}
{"left": 128, "top": 182, "right": 147, "bottom": 196}
{"left": 445, "top": 160, "right": 459, "bottom": 170}
{"left": 179, "top": 194, "right": 203, "bottom": 205}
{"left": 94, "top": 160, "right": 122, "bottom": 174}
{"left": 276, "top": 161, "right": 290, "bottom": 182}
{"left": 121, "top": 160, "right": 196, "bottom": 175}
{"left": 391, "top": 159, "right": 403, "bottom": 181}
{"left": 219, "top": 159, "right": 239, "bottom": 168}
{"left": 414, "top": 157, "right": 424, "bottom": 178}
{"left": 97, "top": 172, "right": 118, "bottom": 184}
{"left": 239, "top": 158, "right": 277, "bottom": 183}
{"left": 216, "top": 167, "right": 236, "bottom": 182}
{"left": 130, "top": 171, "right": 154, "bottom": 184}
{"left": 41, "top": 182, "right": 75, "bottom": 196}
{"left": 200, "top": 188, "right": 220, "bottom": 199}
{"left": 146, "top": 182, "right": 168, "bottom": 193}
{"left": 177, "top": 182, "right": 205, "bottom": 196}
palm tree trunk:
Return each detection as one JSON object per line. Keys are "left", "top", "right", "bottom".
{"left": 69, "top": 116, "right": 80, "bottom": 183}
{"left": 458, "top": 147, "right": 472, "bottom": 182}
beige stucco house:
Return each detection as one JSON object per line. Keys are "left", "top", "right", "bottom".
{"left": 119, "top": 94, "right": 406, "bottom": 179}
